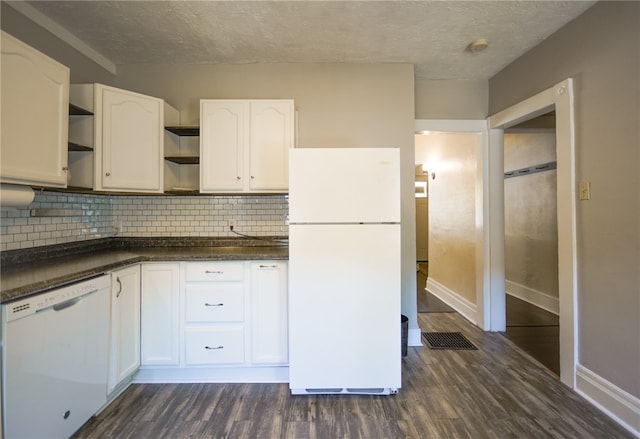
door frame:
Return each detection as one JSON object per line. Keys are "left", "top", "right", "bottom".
{"left": 488, "top": 78, "right": 577, "bottom": 388}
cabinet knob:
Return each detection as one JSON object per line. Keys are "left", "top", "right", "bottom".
{"left": 236, "top": 176, "right": 241, "bottom": 180}
{"left": 62, "top": 166, "right": 69, "bottom": 171}
{"left": 251, "top": 175, "right": 255, "bottom": 179}
{"left": 105, "top": 172, "right": 111, "bottom": 177}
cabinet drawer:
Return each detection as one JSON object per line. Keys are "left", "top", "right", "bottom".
{"left": 185, "top": 262, "right": 244, "bottom": 282}
{"left": 185, "top": 326, "right": 244, "bottom": 365}
{"left": 185, "top": 285, "right": 244, "bottom": 322}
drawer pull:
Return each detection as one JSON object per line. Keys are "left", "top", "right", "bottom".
{"left": 259, "top": 264, "right": 279, "bottom": 269}
{"left": 205, "top": 302, "right": 224, "bottom": 307}
{"left": 205, "top": 345, "right": 224, "bottom": 350}
{"left": 204, "top": 270, "right": 224, "bottom": 274}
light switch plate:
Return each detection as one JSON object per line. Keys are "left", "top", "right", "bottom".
{"left": 579, "top": 181, "right": 591, "bottom": 200}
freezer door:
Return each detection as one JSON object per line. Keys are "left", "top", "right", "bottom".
{"left": 289, "top": 148, "right": 400, "bottom": 224}
{"left": 288, "top": 224, "right": 401, "bottom": 391}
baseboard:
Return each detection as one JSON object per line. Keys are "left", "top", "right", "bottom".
{"left": 408, "top": 327, "right": 423, "bottom": 347}
{"left": 426, "top": 277, "right": 477, "bottom": 325}
{"left": 576, "top": 364, "right": 640, "bottom": 437}
{"left": 505, "top": 280, "right": 559, "bottom": 315}
{"left": 134, "top": 365, "right": 289, "bottom": 383}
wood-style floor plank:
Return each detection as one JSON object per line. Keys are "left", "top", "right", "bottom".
{"left": 73, "top": 312, "right": 633, "bottom": 439}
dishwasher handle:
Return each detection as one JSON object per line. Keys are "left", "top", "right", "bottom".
{"left": 50, "top": 288, "right": 99, "bottom": 312}
{"left": 53, "top": 296, "right": 83, "bottom": 312}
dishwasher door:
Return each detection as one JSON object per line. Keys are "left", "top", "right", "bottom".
{"left": 4, "top": 281, "right": 110, "bottom": 439}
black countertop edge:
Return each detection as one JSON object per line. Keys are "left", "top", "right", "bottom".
{"left": 1, "top": 247, "right": 289, "bottom": 304}
{"left": 1, "top": 236, "right": 288, "bottom": 266}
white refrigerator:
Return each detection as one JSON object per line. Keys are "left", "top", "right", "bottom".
{"left": 288, "top": 147, "right": 401, "bottom": 395}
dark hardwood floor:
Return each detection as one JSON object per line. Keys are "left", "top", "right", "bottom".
{"left": 417, "top": 262, "right": 560, "bottom": 377}
{"left": 503, "top": 295, "right": 560, "bottom": 376}
{"left": 73, "top": 311, "right": 631, "bottom": 439}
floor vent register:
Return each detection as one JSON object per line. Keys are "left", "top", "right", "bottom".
{"left": 422, "top": 332, "right": 477, "bottom": 350}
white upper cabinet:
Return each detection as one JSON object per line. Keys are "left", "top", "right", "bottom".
{"left": 68, "top": 84, "right": 165, "bottom": 193}
{"left": 200, "top": 100, "right": 294, "bottom": 193}
{"left": 1, "top": 31, "right": 69, "bottom": 187}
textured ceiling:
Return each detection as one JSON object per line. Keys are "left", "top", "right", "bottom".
{"left": 23, "top": 0, "right": 595, "bottom": 80}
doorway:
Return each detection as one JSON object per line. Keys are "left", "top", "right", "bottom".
{"left": 501, "top": 112, "right": 560, "bottom": 376}
{"left": 414, "top": 125, "right": 486, "bottom": 322}
{"left": 487, "top": 79, "right": 577, "bottom": 388}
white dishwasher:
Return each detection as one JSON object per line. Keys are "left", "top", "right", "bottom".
{"left": 3, "top": 274, "right": 110, "bottom": 439}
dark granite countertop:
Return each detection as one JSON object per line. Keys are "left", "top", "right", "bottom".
{"left": 1, "top": 237, "right": 288, "bottom": 303}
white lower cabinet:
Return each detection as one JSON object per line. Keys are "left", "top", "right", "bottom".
{"left": 250, "top": 261, "right": 288, "bottom": 365}
{"left": 108, "top": 265, "right": 141, "bottom": 395}
{"left": 185, "top": 326, "right": 245, "bottom": 365}
{"left": 136, "top": 260, "right": 288, "bottom": 383}
{"left": 141, "top": 263, "right": 180, "bottom": 366}
{"left": 183, "top": 261, "right": 247, "bottom": 366}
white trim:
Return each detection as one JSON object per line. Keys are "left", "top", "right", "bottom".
{"left": 576, "top": 364, "right": 640, "bottom": 437}
{"left": 134, "top": 365, "right": 289, "bottom": 383}
{"left": 408, "top": 328, "right": 423, "bottom": 347}
{"left": 505, "top": 280, "right": 559, "bottom": 315}
{"left": 486, "top": 78, "right": 578, "bottom": 389}
{"left": 415, "top": 119, "right": 487, "bottom": 133}
{"left": 5, "top": 1, "right": 118, "bottom": 75}
{"left": 426, "top": 278, "right": 477, "bottom": 325}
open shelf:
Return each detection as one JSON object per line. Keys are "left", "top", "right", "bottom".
{"left": 165, "top": 156, "right": 200, "bottom": 165}
{"left": 165, "top": 126, "right": 200, "bottom": 136}
{"left": 69, "top": 103, "right": 92, "bottom": 116}
{"left": 68, "top": 142, "right": 93, "bottom": 152}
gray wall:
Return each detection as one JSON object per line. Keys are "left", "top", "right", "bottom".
{"left": 415, "top": 79, "right": 488, "bottom": 120}
{"left": 490, "top": 1, "right": 640, "bottom": 398}
{"left": 0, "top": 3, "right": 116, "bottom": 84}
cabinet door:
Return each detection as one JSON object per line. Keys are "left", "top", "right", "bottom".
{"left": 249, "top": 101, "right": 294, "bottom": 191}
{"left": 200, "top": 100, "right": 246, "bottom": 192}
{"left": 95, "top": 85, "right": 163, "bottom": 192}
{"left": 0, "top": 31, "right": 69, "bottom": 187}
{"left": 250, "top": 261, "right": 288, "bottom": 364}
{"left": 141, "top": 263, "right": 180, "bottom": 366}
{"left": 108, "top": 265, "right": 141, "bottom": 394}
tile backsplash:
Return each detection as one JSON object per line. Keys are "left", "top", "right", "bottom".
{"left": 0, "top": 191, "right": 288, "bottom": 251}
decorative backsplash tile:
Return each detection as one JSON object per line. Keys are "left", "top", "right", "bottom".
{"left": 0, "top": 191, "right": 289, "bottom": 251}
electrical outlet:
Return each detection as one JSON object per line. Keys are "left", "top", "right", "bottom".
{"left": 579, "top": 181, "right": 591, "bottom": 200}
{"left": 228, "top": 219, "right": 236, "bottom": 229}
